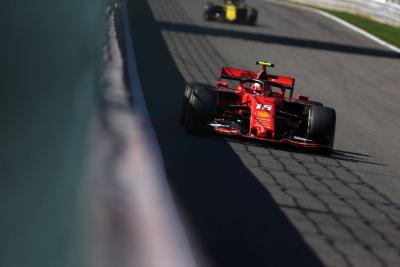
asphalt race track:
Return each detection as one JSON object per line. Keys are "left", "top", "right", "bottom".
{"left": 127, "top": 0, "right": 400, "bottom": 266}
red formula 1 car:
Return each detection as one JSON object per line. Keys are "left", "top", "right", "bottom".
{"left": 180, "top": 61, "right": 336, "bottom": 154}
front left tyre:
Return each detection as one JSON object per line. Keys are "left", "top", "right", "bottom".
{"left": 180, "top": 82, "right": 218, "bottom": 133}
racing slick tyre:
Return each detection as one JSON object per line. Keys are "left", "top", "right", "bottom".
{"left": 180, "top": 84, "right": 193, "bottom": 126}
{"left": 203, "top": 2, "right": 214, "bottom": 21}
{"left": 308, "top": 100, "right": 323, "bottom": 106}
{"left": 180, "top": 83, "right": 218, "bottom": 133}
{"left": 247, "top": 8, "right": 258, "bottom": 26}
{"left": 299, "top": 101, "right": 323, "bottom": 115}
{"left": 307, "top": 106, "right": 336, "bottom": 154}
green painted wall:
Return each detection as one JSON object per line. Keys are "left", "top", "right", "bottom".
{"left": 0, "top": 1, "right": 106, "bottom": 266}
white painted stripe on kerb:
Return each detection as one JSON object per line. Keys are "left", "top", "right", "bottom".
{"left": 120, "top": 1, "right": 197, "bottom": 267}
{"left": 261, "top": 0, "right": 400, "bottom": 54}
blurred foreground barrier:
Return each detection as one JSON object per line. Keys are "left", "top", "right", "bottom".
{"left": 87, "top": 2, "right": 197, "bottom": 267}
{"left": 287, "top": 0, "right": 400, "bottom": 26}
{"left": 0, "top": 1, "right": 105, "bottom": 267}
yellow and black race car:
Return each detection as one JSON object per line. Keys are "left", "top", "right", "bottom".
{"left": 203, "top": 0, "right": 258, "bottom": 25}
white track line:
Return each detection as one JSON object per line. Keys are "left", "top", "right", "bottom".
{"left": 119, "top": 1, "right": 197, "bottom": 267}
{"left": 260, "top": 0, "right": 400, "bottom": 53}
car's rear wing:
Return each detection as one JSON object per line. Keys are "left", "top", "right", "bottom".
{"left": 268, "top": 74, "right": 295, "bottom": 90}
{"left": 220, "top": 67, "right": 257, "bottom": 80}
{"left": 220, "top": 67, "right": 295, "bottom": 91}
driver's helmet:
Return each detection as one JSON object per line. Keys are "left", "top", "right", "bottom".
{"left": 250, "top": 83, "right": 263, "bottom": 95}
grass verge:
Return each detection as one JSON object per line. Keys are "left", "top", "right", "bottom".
{"left": 286, "top": 1, "right": 400, "bottom": 48}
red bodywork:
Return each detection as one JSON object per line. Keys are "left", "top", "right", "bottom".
{"left": 209, "top": 66, "right": 329, "bottom": 149}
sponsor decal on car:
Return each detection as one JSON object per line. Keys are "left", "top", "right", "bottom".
{"left": 255, "top": 111, "right": 270, "bottom": 118}
{"left": 293, "top": 135, "right": 307, "bottom": 142}
{"left": 255, "top": 104, "right": 272, "bottom": 111}
{"left": 256, "top": 121, "right": 271, "bottom": 128}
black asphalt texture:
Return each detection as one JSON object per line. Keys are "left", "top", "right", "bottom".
{"left": 127, "top": 0, "right": 400, "bottom": 266}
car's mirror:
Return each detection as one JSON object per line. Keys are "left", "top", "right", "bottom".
{"left": 216, "top": 81, "right": 229, "bottom": 88}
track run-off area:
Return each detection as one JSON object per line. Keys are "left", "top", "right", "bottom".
{"left": 127, "top": 0, "right": 400, "bottom": 266}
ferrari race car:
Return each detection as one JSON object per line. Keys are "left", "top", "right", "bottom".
{"left": 180, "top": 61, "right": 336, "bottom": 154}
{"left": 203, "top": 0, "right": 258, "bottom": 25}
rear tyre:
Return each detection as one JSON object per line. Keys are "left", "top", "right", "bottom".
{"left": 307, "top": 106, "right": 336, "bottom": 154}
{"left": 180, "top": 83, "right": 218, "bottom": 133}
{"left": 179, "top": 84, "right": 193, "bottom": 126}
{"left": 308, "top": 100, "right": 323, "bottom": 106}
{"left": 300, "top": 101, "right": 323, "bottom": 116}
{"left": 247, "top": 8, "right": 258, "bottom": 25}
